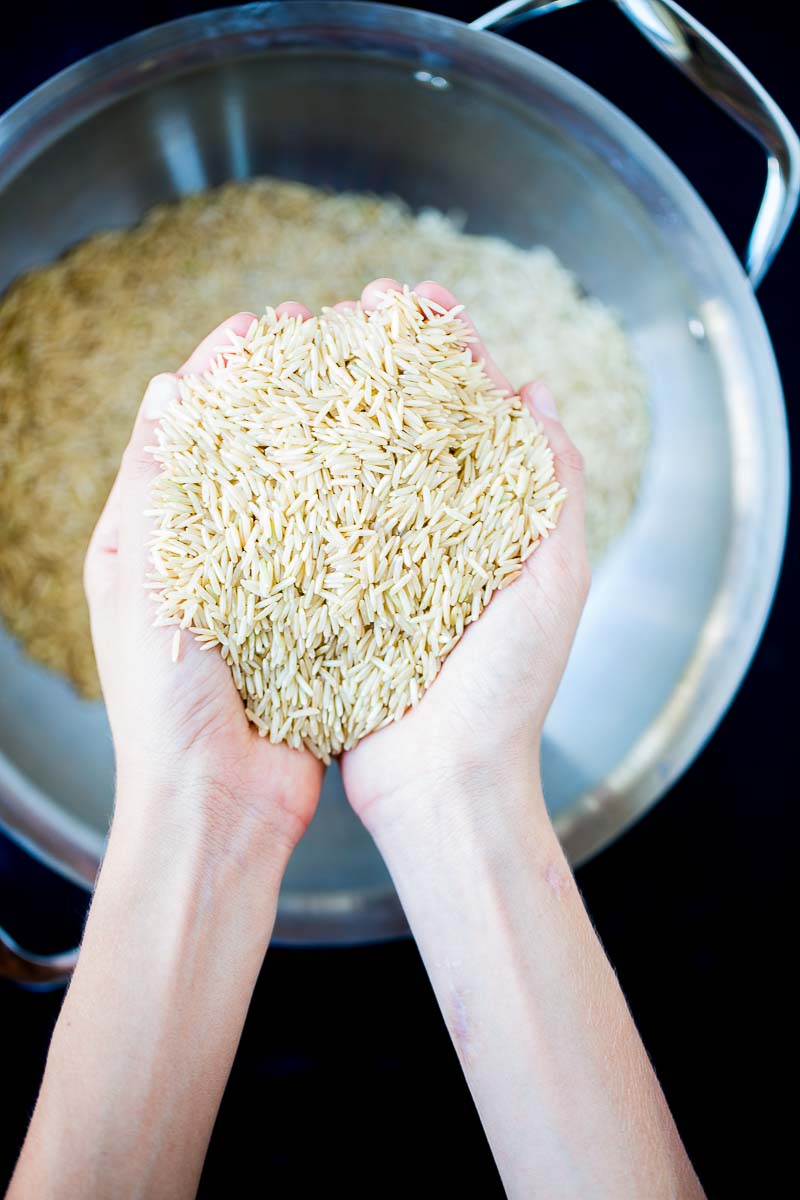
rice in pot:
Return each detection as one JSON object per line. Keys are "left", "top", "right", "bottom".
{"left": 0, "top": 177, "right": 648, "bottom": 696}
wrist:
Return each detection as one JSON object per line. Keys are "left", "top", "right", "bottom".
{"left": 94, "top": 783, "right": 286, "bottom": 987}
{"left": 110, "top": 767, "right": 293, "bottom": 895}
{"left": 365, "top": 750, "right": 552, "bottom": 877}
{"left": 372, "top": 771, "right": 569, "bottom": 984}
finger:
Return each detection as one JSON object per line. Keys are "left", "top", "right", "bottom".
{"left": 122, "top": 309, "right": 265, "bottom": 561}
{"left": 361, "top": 277, "right": 403, "bottom": 311}
{"left": 118, "top": 309, "right": 284, "bottom": 577}
{"left": 88, "top": 471, "right": 124, "bottom": 557}
{"left": 83, "top": 469, "right": 125, "bottom": 601}
{"left": 413, "top": 280, "right": 514, "bottom": 395}
{"left": 84, "top": 372, "right": 180, "bottom": 611}
{"left": 520, "top": 381, "right": 585, "bottom": 550}
{"left": 275, "top": 301, "right": 313, "bottom": 321}
{"left": 118, "top": 373, "right": 182, "bottom": 570}
{"left": 177, "top": 311, "right": 257, "bottom": 377}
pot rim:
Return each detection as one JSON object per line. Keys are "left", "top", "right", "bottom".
{"left": 0, "top": 1, "right": 789, "bottom": 943}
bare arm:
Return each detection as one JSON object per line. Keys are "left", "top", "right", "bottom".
{"left": 343, "top": 278, "right": 705, "bottom": 1199}
{"left": 8, "top": 781, "right": 289, "bottom": 1200}
{"left": 9, "top": 312, "right": 323, "bottom": 1200}
{"left": 372, "top": 772, "right": 703, "bottom": 1200}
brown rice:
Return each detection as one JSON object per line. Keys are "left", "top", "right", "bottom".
{"left": 0, "top": 177, "right": 648, "bottom": 697}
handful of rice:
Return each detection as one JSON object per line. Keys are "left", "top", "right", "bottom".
{"left": 149, "top": 288, "right": 565, "bottom": 760}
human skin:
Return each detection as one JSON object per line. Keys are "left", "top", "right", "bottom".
{"left": 338, "top": 280, "right": 705, "bottom": 1199}
{"left": 8, "top": 303, "right": 324, "bottom": 1200}
{"left": 8, "top": 283, "right": 704, "bottom": 1199}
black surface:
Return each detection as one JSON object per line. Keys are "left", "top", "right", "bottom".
{"left": 0, "top": 2, "right": 796, "bottom": 1195}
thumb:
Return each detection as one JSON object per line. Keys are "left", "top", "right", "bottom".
{"left": 84, "top": 372, "right": 179, "bottom": 603}
{"left": 118, "top": 372, "right": 181, "bottom": 572}
{"left": 519, "top": 380, "right": 590, "bottom": 610}
{"left": 108, "top": 311, "right": 257, "bottom": 587}
{"left": 520, "top": 380, "right": 585, "bottom": 551}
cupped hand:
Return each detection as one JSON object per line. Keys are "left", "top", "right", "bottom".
{"left": 338, "top": 279, "right": 590, "bottom": 834}
{"left": 84, "top": 303, "right": 323, "bottom": 857}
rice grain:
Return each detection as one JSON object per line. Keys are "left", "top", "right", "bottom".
{"left": 149, "top": 289, "right": 565, "bottom": 760}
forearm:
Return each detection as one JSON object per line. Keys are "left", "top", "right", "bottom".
{"left": 9, "top": 777, "right": 287, "bottom": 1200}
{"left": 370, "top": 769, "right": 704, "bottom": 1200}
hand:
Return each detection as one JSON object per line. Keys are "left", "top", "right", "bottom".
{"left": 84, "top": 304, "right": 323, "bottom": 861}
{"left": 338, "top": 279, "right": 590, "bottom": 836}
{"left": 12, "top": 306, "right": 327, "bottom": 1200}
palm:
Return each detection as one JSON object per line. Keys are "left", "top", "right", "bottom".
{"left": 91, "top": 287, "right": 585, "bottom": 847}
{"left": 338, "top": 277, "right": 588, "bottom": 827}
{"left": 87, "top": 309, "right": 325, "bottom": 848}
{"left": 171, "top": 644, "right": 322, "bottom": 835}
{"left": 150, "top": 603, "right": 324, "bottom": 819}
{"left": 341, "top": 529, "right": 586, "bottom": 824}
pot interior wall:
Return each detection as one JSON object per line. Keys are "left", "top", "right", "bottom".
{"left": 0, "top": 37, "right": 741, "bottom": 922}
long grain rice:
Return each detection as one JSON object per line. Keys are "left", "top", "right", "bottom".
{"left": 149, "top": 289, "right": 565, "bottom": 760}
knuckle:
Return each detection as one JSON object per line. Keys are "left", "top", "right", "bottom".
{"left": 122, "top": 439, "right": 152, "bottom": 483}
{"left": 578, "top": 557, "right": 592, "bottom": 601}
{"left": 567, "top": 538, "right": 591, "bottom": 594}
{"left": 552, "top": 536, "right": 591, "bottom": 602}
{"left": 557, "top": 444, "right": 585, "bottom": 476}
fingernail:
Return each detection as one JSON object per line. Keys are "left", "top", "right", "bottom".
{"left": 525, "top": 381, "right": 559, "bottom": 420}
{"left": 143, "top": 373, "right": 179, "bottom": 421}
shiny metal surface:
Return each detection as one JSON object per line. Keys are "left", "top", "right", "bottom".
{"left": 0, "top": 925, "right": 78, "bottom": 990}
{"left": 475, "top": 0, "right": 800, "bottom": 285}
{"left": 470, "top": 0, "right": 586, "bottom": 27}
{"left": 0, "top": 2, "right": 792, "bottom": 951}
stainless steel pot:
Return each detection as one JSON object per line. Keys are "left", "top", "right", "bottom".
{"left": 0, "top": 0, "right": 796, "bottom": 981}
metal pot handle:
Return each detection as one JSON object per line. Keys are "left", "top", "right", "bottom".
{"left": 0, "top": 921, "right": 78, "bottom": 989}
{"left": 471, "top": 0, "right": 800, "bottom": 287}
{"left": 1, "top": 1, "right": 793, "bottom": 984}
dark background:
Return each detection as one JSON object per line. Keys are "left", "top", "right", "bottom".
{"left": 0, "top": 1, "right": 796, "bottom": 1195}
